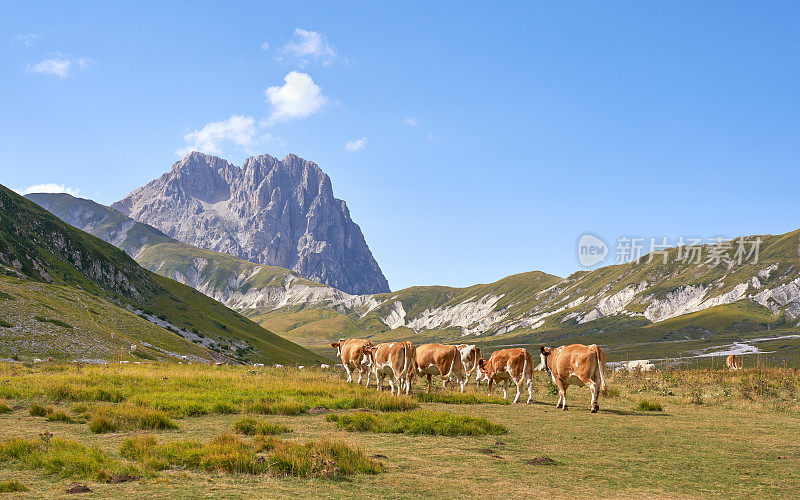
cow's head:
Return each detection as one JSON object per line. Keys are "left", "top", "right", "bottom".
{"left": 330, "top": 339, "right": 346, "bottom": 357}
{"left": 537, "top": 346, "right": 552, "bottom": 373}
{"left": 477, "top": 357, "right": 494, "bottom": 380}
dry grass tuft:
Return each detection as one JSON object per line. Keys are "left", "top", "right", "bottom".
{"left": 0, "top": 479, "right": 28, "bottom": 493}
{"left": 89, "top": 405, "right": 177, "bottom": 434}
{"left": 0, "top": 436, "right": 136, "bottom": 481}
{"left": 232, "top": 417, "right": 292, "bottom": 435}
{"left": 326, "top": 410, "right": 508, "bottom": 436}
{"left": 120, "top": 434, "right": 382, "bottom": 478}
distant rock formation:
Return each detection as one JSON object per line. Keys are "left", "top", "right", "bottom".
{"left": 112, "top": 152, "right": 390, "bottom": 294}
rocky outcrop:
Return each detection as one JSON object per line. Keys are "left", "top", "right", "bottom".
{"left": 112, "top": 152, "right": 389, "bottom": 295}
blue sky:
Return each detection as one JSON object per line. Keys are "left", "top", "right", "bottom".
{"left": 2, "top": 2, "right": 799, "bottom": 291}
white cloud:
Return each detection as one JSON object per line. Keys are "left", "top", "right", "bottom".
{"left": 344, "top": 137, "right": 367, "bottom": 152}
{"left": 16, "top": 183, "right": 80, "bottom": 197}
{"left": 176, "top": 115, "right": 258, "bottom": 156}
{"left": 11, "top": 33, "right": 39, "bottom": 46}
{"left": 77, "top": 57, "right": 96, "bottom": 70}
{"left": 28, "top": 58, "right": 71, "bottom": 78}
{"left": 279, "top": 28, "right": 336, "bottom": 66}
{"left": 265, "top": 71, "right": 327, "bottom": 122}
{"left": 27, "top": 56, "right": 96, "bottom": 78}
{"left": 404, "top": 117, "right": 418, "bottom": 126}
{"left": 260, "top": 41, "right": 270, "bottom": 51}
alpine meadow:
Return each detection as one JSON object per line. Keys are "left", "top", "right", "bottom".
{"left": 3, "top": 2, "right": 800, "bottom": 499}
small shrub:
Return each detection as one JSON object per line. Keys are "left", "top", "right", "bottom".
{"left": 46, "top": 410, "right": 76, "bottom": 423}
{"left": 635, "top": 399, "right": 663, "bottom": 412}
{"left": 0, "top": 401, "right": 12, "bottom": 414}
{"left": 546, "top": 379, "right": 559, "bottom": 395}
{"left": 605, "top": 387, "right": 621, "bottom": 398}
{"left": 326, "top": 410, "right": 507, "bottom": 436}
{"left": 233, "top": 417, "right": 291, "bottom": 436}
{"left": 0, "top": 320, "right": 13, "bottom": 328}
{"left": 29, "top": 404, "right": 52, "bottom": 417}
{"left": 0, "top": 480, "right": 28, "bottom": 493}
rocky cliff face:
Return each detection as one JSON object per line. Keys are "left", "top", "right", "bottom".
{"left": 112, "top": 152, "right": 389, "bottom": 295}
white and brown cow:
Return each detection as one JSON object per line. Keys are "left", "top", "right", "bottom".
{"left": 330, "top": 338, "right": 374, "bottom": 386}
{"left": 476, "top": 348, "right": 534, "bottom": 404}
{"left": 415, "top": 343, "right": 467, "bottom": 393}
{"left": 370, "top": 342, "right": 415, "bottom": 395}
{"left": 455, "top": 344, "right": 481, "bottom": 387}
{"left": 538, "top": 343, "right": 607, "bottom": 413}
{"left": 726, "top": 354, "right": 743, "bottom": 370}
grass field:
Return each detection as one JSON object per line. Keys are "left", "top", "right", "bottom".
{"left": 0, "top": 362, "right": 798, "bottom": 498}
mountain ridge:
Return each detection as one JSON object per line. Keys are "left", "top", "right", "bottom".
{"left": 26, "top": 191, "right": 800, "bottom": 361}
{"left": 111, "top": 151, "right": 389, "bottom": 295}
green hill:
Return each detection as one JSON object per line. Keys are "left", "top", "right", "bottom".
{"left": 1, "top": 185, "right": 322, "bottom": 365}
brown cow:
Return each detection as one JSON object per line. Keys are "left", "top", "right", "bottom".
{"left": 538, "top": 344, "right": 607, "bottom": 413}
{"left": 330, "top": 338, "right": 374, "bottom": 386}
{"left": 476, "top": 348, "right": 534, "bottom": 404}
{"left": 370, "top": 342, "right": 415, "bottom": 395}
{"left": 416, "top": 343, "right": 466, "bottom": 393}
{"left": 726, "top": 354, "right": 743, "bottom": 370}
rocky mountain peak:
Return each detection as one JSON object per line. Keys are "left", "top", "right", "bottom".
{"left": 111, "top": 152, "right": 389, "bottom": 294}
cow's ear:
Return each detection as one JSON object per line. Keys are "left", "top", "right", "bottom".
{"left": 331, "top": 343, "right": 339, "bottom": 348}
{"left": 540, "top": 345, "right": 546, "bottom": 354}
{"left": 478, "top": 358, "right": 485, "bottom": 368}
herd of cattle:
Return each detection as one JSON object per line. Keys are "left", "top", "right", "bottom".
{"left": 331, "top": 339, "right": 608, "bottom": 412}
{"left": 330, "top": 340, "right": 748, "bottom": 413}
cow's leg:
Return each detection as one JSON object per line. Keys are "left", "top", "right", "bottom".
{"left": 388, "top": 374, "right": 396, "bottom": 396}
{"left": 364, "top": 367, "right": 371, "bottom": 388}
{"left": 503, "top": 379, "right": 508, "bottom": 400}
{"left": 509, "top": 373, "right": 522, "bottom": 403}
{"left": 376, "top": 372, "right": 384, "bottom": 392}
{"left": 560, "top": 387, "right": 568, "bottom": 410}
{"left": 426, "top": 374, "right": 432, "bottom": 394}
{"left": 487, "top": 377, "right": 494, "bottom": 396}
{"left": 526, "top": 376, "right": 533, "bottom": 404}
{"left": 459, "top": 375, "right": 467, "bottom": 394}
{"left": 345, "top": 364, "right": 354, "bottom": 383}
{"left": 589, "top": 380, "right": 600, "bottom": 413}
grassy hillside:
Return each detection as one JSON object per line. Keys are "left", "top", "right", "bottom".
{"left": 1, "top": 185, "right": 322, "bottom": 365}
{"left": 0, "top": 275, "right": 215, "bottom": 362}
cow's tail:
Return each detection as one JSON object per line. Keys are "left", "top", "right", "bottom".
{"left": 446, "top": 346, "right": 457, "bottom": 379}
{"left": 593, "top": 345, "right": 607, "bottom": 394}
{"left": 401, "top": 342, "right": 409, "bottom": 377}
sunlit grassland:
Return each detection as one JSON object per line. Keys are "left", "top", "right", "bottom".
{"left": 0, "top": 362, "right": 798, "bottom": 498}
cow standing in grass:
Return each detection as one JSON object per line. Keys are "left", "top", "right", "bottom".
{"left": 538, "top": 343, "right": 607, "bottom": 413}
{"left": 476, "top": 348, "right": 534, "bottom": 404}
{"left": 330, "top": 338, "right": 374, "bottom": 387}
{"left": 726, "top": 354, "right": 743, "bottom": 370}
{"left": 370, "top": 342, "right": 415, "bottom": 395}
{"left": 455, "top": 344, "right": 481, "bottom": 388}
{"left": 416, "top": 343, "right": 467, "bottom": 393}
